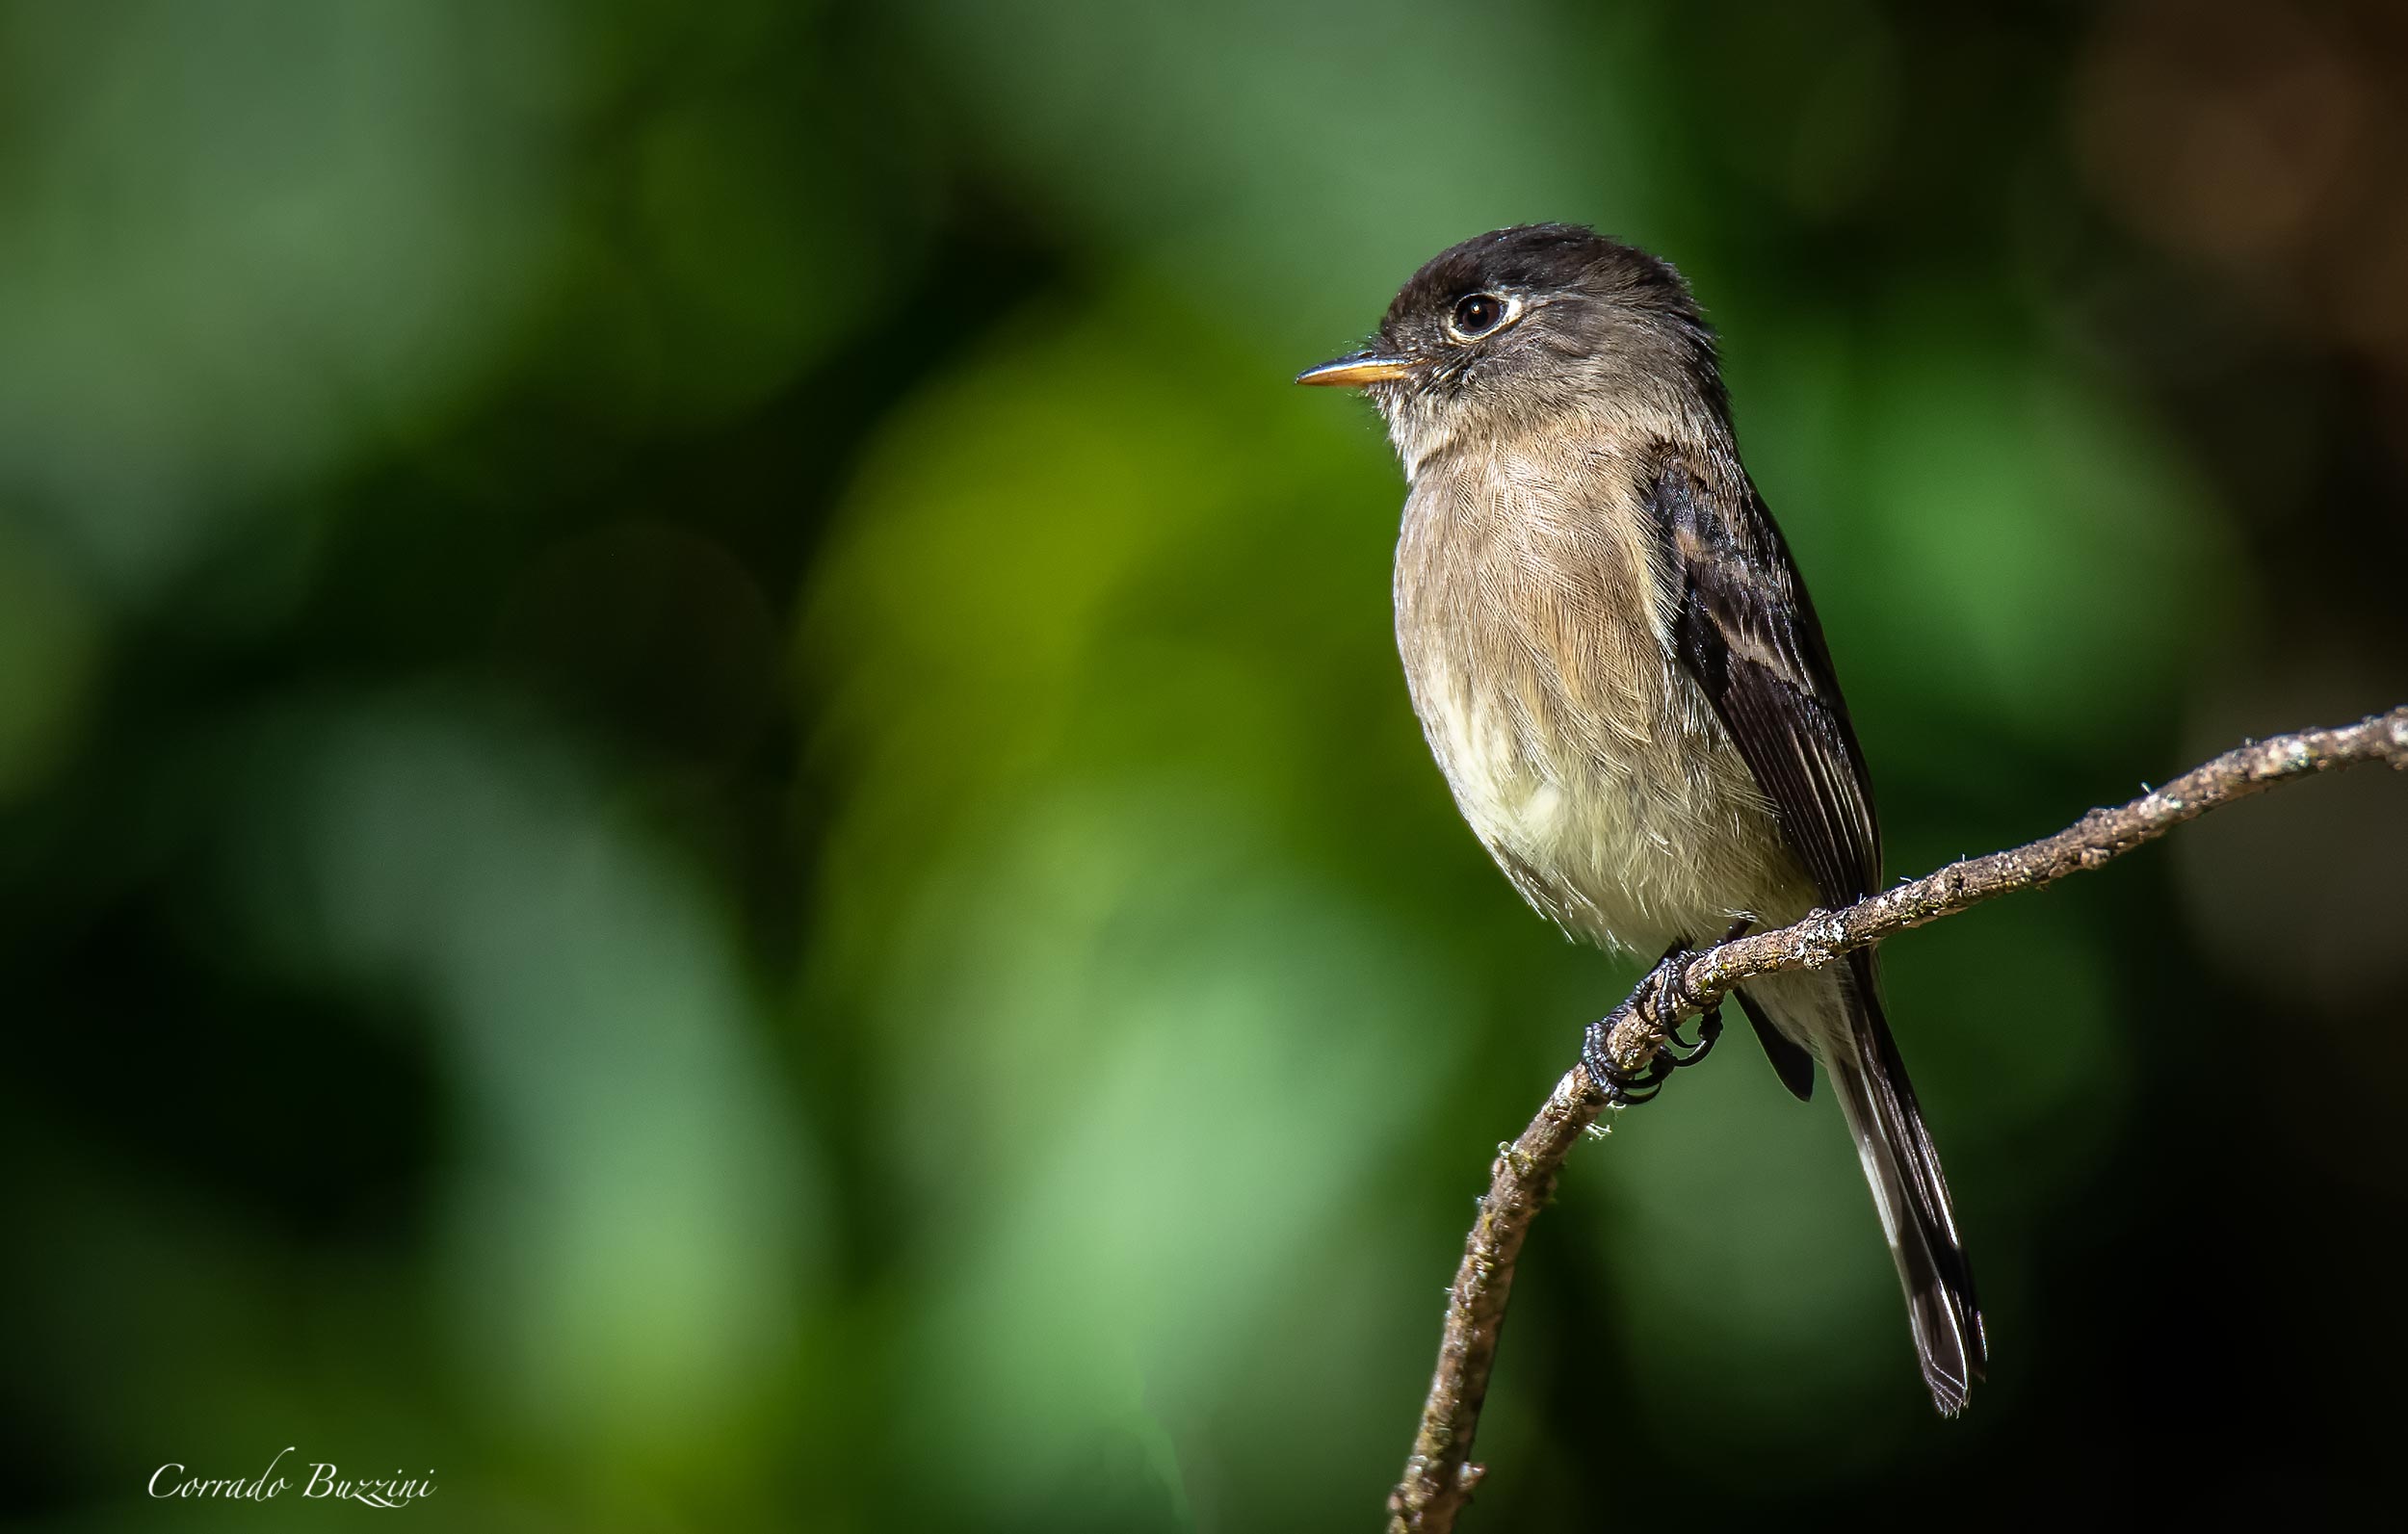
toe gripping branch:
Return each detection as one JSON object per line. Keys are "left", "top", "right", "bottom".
{"left": 1581, "top": 927, "right": 1746, "bottom": 1107}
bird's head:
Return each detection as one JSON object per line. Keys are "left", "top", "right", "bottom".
{"left": 1298, "top": 223, "right": 1722, "bottom": 476}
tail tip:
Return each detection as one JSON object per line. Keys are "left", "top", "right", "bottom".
{"left": 1919, "top": 1321, "right": 1986, "bottom": 1417}
{"left": 1924, "top": 1367, "right": 1972, "bottom": 1417}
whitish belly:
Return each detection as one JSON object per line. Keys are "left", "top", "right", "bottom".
{"left": 1419, "top": 673, "right": 1810, "bottom": 953}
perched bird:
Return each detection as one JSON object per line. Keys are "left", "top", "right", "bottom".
{"left": 1298, "top": 223, "right": 1985, "bottom": 1415}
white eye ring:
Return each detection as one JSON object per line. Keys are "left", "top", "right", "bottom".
{"left": 1446, "top": 291, "right": 1521, "bottom": 342}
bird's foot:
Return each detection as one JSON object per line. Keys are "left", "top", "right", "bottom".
{"left": 1582, "top": 1012, "right": 1671, "bottom": 1106}
{"left": 1583, "top": 936, "right": 1730, "bottom": 1105}
{"left": 1655, "top": 922, "right": 1749, "bottom": 1062}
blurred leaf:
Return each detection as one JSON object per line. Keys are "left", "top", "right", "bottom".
{"left": 893, "top": 0, "right": 1670, "bottom": 355}
{"left": 0, "top": 0, "right": 563, "bottom": 594}
{"left": 0, "top": 518, "right": 102, "bottom": 801}
{"left": 227, "top": 698, "right": 821, "bottom": 1467}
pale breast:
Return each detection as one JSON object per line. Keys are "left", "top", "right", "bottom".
{"left": 1393, "top": 443, "right": 1809, "bottom": 951}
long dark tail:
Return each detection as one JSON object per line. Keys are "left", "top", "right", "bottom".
{"left": 1823, "top": 963, "right": 1986, "bottom": 1415}
{"left": 1747, "top": 961, "right": 1985, "bottom": 1414}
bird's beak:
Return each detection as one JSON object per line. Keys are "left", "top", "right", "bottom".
{"left": 1295, "top": 351, "right": 1413, "bottom": 388}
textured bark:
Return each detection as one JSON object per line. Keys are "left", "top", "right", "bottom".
{"left": 1387, "top": 705, "right": 2408, "bottom": 1534}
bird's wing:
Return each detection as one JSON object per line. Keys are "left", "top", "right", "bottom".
{"left": 1647, "top": 453, "right": 1879, "bottom": 910}
{"left": 1649, "top": 454, "right": 1982, "bottom": 1410}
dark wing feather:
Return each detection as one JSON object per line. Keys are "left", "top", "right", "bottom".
{"left": 1648, "top": 455, "right": 1879, "bottom": 909}
{"left": 1652, "top": 452, "right": 1878, "bottom": 1104}
{"left": 1737, "top": 991, "right": 1818, "bottom": 1102}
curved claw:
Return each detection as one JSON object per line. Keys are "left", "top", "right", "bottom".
{"left": 1584, "top": 1013, "right": 1680, "bottom": 1106}
{"left": 1600, "top": 1058, "right": 1670, "bottom": 1106}
{"left": 1662, "top": 1004, "right": 1726, "bottom": 1065}
{"left": 1584, "top": 1014, "right": 1653, "bottom": 1105}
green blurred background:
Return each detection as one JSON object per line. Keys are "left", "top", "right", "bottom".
{"left": 5, "top": 1, "right": 2406, "bottom": 1527}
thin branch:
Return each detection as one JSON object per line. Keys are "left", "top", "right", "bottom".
{"left": 1387, "top": 705, "right": 2408, "bottom": 1534}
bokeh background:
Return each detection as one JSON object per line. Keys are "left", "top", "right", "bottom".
{"left": 5, "top": 1, "right": 2406, "bottom": 1528}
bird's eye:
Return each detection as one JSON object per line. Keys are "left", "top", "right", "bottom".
{"left": 1450, "top": 293, "right": 1509, "bottom": 339}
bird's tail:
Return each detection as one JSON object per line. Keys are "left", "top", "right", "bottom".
{"left": 1752, "top": 962, "right": 1986, "bottom": 1415}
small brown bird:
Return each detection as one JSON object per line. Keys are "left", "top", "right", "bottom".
{"left": 1299, "top": 223, "right": 1984, "bottom": 1415}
